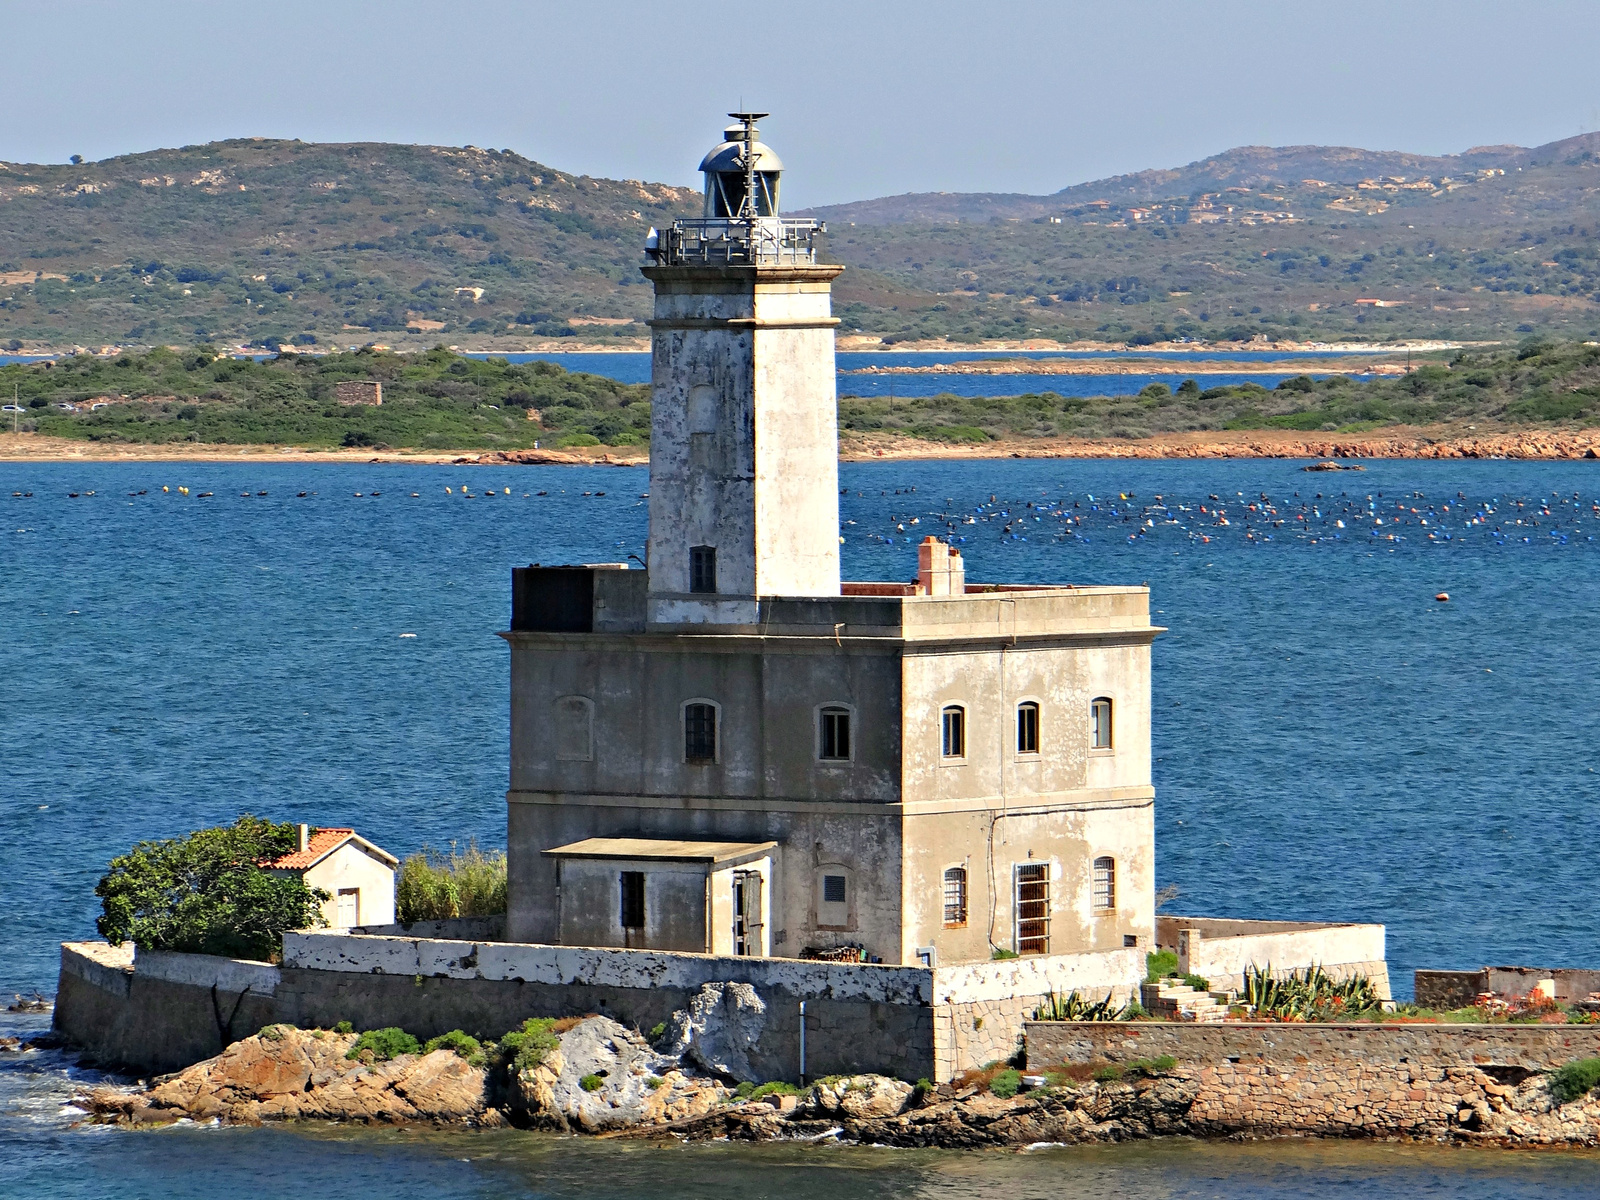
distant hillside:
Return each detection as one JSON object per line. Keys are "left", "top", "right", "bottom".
{"left": 0, "top": 139, "right": 699, "bottom": 348}
{"left": 798, "top": 136, "right": 1599, "bottom": 225}
{"left": 5, "top": 135, "right": 1600, "bottom": 348}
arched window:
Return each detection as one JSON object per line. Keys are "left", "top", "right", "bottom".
{"left": 553, "top": 695, "right": 594, "bottom": 761}
{"left": 1092, "top": 856, "right": 1116, "bottom": 910}
{"left": 1016, "top": 701, "right": 1040, "bottom": 755}
{"left": 819, "top": 705, "right": 852, "bottom": 761}
{"left": 1090, "top": 697, "right": 1113, "bottom": 749}
{"left": 941, "top": 705, "right": 966, "bottom": 758}
{"left": 942, "top": 867, "right": 968, "bottom": 927}
{"left": 683, "top": 701, "right": 718, "bottom": 763}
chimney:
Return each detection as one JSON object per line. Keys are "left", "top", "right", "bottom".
{"left": 916, "top": 536, "right": 962, "bottom": 595}
{"left": 298, "top": 823, "right": 309, "bottom": 853}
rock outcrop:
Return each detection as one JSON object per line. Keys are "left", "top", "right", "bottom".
{"left": 509, "top": 1016, "right": 726, "bottom": 1132}
{"left": 85, "top": 1026, "right": 494, "bottom": 1127}
{"left": 658, "top": 982, "right": 768, "bottom": 1083}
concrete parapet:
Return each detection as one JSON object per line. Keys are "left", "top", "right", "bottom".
{"left": 1024, "top": 1020, "right": 1600, "bottom": 1071}
{"left": 1158, "top": 915, "right": 1389, "bottom": 999}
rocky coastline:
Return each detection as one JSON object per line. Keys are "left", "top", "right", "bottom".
{"left": 79, "top": 1017, "right": 1600, "bottom": 1149}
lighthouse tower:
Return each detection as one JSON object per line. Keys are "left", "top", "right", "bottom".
{"left": 642, "top": 113, "right": 843, "bottom": 625}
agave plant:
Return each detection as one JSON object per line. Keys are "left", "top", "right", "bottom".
{"left": 1240, "top": 963, "right": 1383, "bottom": 1021}
{"left": 1033, "top": 988, "right": 1131, "bottom": 1021}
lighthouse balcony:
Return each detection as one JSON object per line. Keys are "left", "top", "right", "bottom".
{"left": 648, "top": 216, "right": 824, "bottom": 266}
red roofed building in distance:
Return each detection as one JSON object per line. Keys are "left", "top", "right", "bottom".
{"left": 263, "top": 825, "right": 398, "bottom": 930}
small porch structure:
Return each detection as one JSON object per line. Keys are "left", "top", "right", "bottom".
{"left": 543, "top": 838, "right": 775, "bottom": 956}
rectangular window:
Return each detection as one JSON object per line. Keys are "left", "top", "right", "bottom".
{"left": 1015, "top": 863, "right": 1050, "bottom": 955}
{"left": 823, "top": 874, "right": 847, "bottom": 904}
{"left": 620, "top": 871, "right": 645, "bottom": 930}
{"left": 689, "top": 545, "right": 717, "bottom": 594}
{"left": 1091, "top": 697, "right": 1113, "bottom": 750}
{"left": 941, "top": 705, "right": 965, "bottom": 758}
{"left": 1016, "top": 702, "right": 1039, "bottom": 755}
{"left": 1092, "top": 856, "right": 1115, "bottom": 911}
{"left": 684, "top": 703, "right": 717, "bottom": 762}
{"left": 820, "top": 707, "right": 851, "bottom": 761}
{"left": 942, "top": 867, "right": 968, "bottom": 927}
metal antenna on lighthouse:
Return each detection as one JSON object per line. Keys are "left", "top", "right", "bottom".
{"left": 729, "top": 111, "right": 767, "bottom": 230}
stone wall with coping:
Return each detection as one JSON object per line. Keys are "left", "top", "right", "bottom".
{"left": 1415, "top": 966, "right": 1600, "bottom": 1009}
{"left": 1157, "top": 916, "right": 1389, "bottom": 999}
{"left": 1023, "top": 1020, "right": 1600, "bottom": 1070}
{"left": 55, "top": 942, "right": 280, "bottom": 1074}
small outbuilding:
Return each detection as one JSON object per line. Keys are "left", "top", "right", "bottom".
{"left": 264, "top": 824, "right": 398, "bottom": 930}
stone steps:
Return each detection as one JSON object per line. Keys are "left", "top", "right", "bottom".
{"left": 1142, "top": 981, "right": 1230, "bottom": 1023}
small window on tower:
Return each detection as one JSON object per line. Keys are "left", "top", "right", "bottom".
{"left": 1016, "top": 702, "right": 1040, "bottom": 755}
{"left": 690, "top": 545, "right": 717, "bottom": 594}
{"left": 684, "top": 702, "right": 718, "bottom": 763}
{"left": 941, "top": 705, "right": 966, "bottom": 759}
{"left": 819, "top": 706, "right": 852, "bottom": 761}
{"left": 1091, "top": 697, "right": 1114, "bottom": 750}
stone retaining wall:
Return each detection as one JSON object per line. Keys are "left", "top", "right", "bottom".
{"left": 1024, "top": 1020, "right": 1600, "bottom": 1070}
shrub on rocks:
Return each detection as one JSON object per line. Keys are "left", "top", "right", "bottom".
{"left": 1551, "top": 1057, "right": 1600, "bottom": 1103}
{"left": 423, "top": 1029, "right": 485, "bottom": 1068}
{"left": 497, "top": 1017, "right": 561, "bottom": 1073}
{"left": 346, "top": 1027, "right": 421, "bottom": 1062}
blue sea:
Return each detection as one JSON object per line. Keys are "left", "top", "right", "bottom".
{"left": 3, "top": 454, "right": 1598, "bottom": 1196}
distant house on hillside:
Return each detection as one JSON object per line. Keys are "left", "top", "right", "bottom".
{"left": 263, "top": 825, "right": 397, "bottom": 930}
{"left": 334, "top": 380, "right": 382, "bottom": 406}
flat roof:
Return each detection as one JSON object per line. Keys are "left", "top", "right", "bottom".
{"left": 543, "top": 837, "right": 777, "bottom": 864}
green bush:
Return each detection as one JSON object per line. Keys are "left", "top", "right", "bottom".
{"left": 346, "top": 1027, "right": 421, "bottom": 1062}
{"left": 646, "top": 1076, "right": 665, "bottom": 1090}
{"left": 498, "top": 1017, "right": 561, "bottom": 1073}
{"left": 422, "top": 1029, "right": 485, "bottom": 1067}
{"left": 1145, "top": 950, "right": 1178, "bottom": 982}
{"left": 579, "top": 1073, "right": 605, "bottom": 1092}
{"left": 910, "top": 423, "right": 990, "bottom": 443}
{"left": 648, "top": 1022, "right": 667, "bottom": 1042}
{"left": 554, "top": 432, "right": 601, "bottom": 448}
{"left": 334, "top": 1021, "right": 353, "bottom": 1034}
{"left": 94, "top": 814, "right": 327, "bottom": 962}
{"left": 1550, "top": 1058, "right": 1600, "bottom": 1103}
{"left": 1092, "top": 1065, "right": 1122, "bottom": 1082}
{"left": 991, "top": 948, "right": 1020, "bottom": 961}
{"left": 1125, "top": 1055, "right": 1177, "bottom": 1077}
{"left": 396, "top": 842, "right": 507, "bottom": 922}
{"left": 988, "top": 1068, "right": 1022, "bottom": 1099}
{"left": 1182, "top": 974, "right": 1211, "bottom": 992}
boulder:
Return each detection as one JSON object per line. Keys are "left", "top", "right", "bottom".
{"left": 659, "top": 982, "right": 768, "bottom": 1082}
{"left": 84, "top": 1026, "right": 491, "bottom": 1127}
{"left": 511, "top": 1015, "right": 725, "bottom": 1131}
{"left": 805, "top": 1074, "right": 914, "bottom": 1119}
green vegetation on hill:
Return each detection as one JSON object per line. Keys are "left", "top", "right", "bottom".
{"left": 838, "top": 340, "right": 1600, "bottom": 440}
{"left": 0, "top": 345, "right": 647, "bottom": 449}
{"left": 5, "top": 135, "right": 1600, "bottom": 348}
{"left": 8, "top": 340, "right": 1598, "bottom": 449}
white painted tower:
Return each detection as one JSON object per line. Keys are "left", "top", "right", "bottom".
{"left": 642, "top": 113, "right": 844, "bottom": 626}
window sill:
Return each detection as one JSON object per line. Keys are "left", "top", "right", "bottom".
{"left": 1088, "top": 747, "right": 1115, "bottom": 758}
{"left": 816, "top": 758, "right": 853, "bottom": 767}
{"left": 1012, "top": 752, "right": 1042, "bottom": 763}
{"left": 943, "top": 922, "right": 968, "bottom": 930}
{"left": 938, "top": 757, "right": 968, "bottom": 768}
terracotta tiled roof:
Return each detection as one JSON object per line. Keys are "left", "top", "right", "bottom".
{"left": 262, "top": 828, "right": 356, "bottom": 870}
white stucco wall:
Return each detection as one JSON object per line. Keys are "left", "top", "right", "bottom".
{"left": 303, "top": 843, "right": 395, "bottom": 929}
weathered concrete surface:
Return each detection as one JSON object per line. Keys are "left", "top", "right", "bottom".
{"left": 1157, "top": 915, "right": 1390, "bottom": 999}
{"left": 1024, "top": 1020, "right": 1600, "bottom": 1070}
{"left": 55, "top": 943, "right": 279, "bottom": 1074}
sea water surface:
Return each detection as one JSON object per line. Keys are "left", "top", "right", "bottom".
{"left": 3, "top": 455, "right": 1598, "bottom": 1195}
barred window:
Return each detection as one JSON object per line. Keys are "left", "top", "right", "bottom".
{"left": 941, "top": 705, "right": 965, "bottom": 758}
{"left": 1016, "top": 702, "right": 1039, "bottom": 755}
{"left": 820, "top": 707, "right": 851, "bottom": 761}
{"left": 1015, "top": 863, "right": 1050, "bottom": 955}
{"left": 1091, "top": 697, "right": 1113, "bottom": 750}
{"left": 1092, "top": 856, "right": 1115, "bottom": 911}
{"left": 942, "top": 867, "right": 968, "bottom": 927}
{"left": 684, "top": 702, "right": 717, "bottom": 762}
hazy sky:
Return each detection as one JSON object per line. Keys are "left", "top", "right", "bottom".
{"left": 4, "top": 0, "right": 1598, "bottom": 207}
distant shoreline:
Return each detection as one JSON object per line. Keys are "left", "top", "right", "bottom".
{"left": 1, "top": 337, "right": 1470, "bottom": 360}
{"left": 5, "top": 425, "right": 1595, "bottom": 466}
